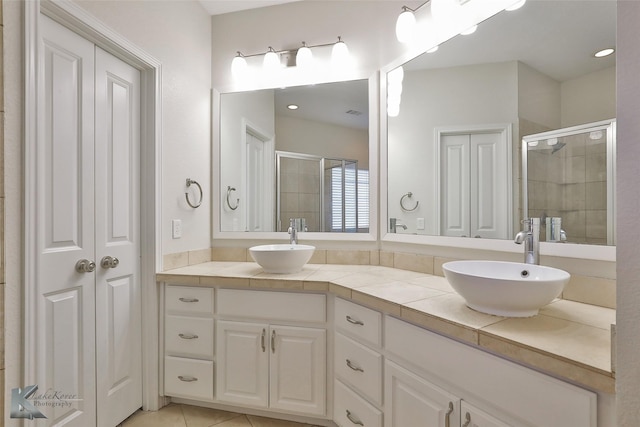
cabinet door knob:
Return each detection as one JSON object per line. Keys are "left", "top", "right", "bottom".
{"left": 346, "top": 315, "right": 364, "bottom": 326}
{"left": 178, "top": 297, "right": 199, "bottom": 303}
{"left": 261, "top": 328, "right": 266, "bottom": 352}
{"left": 271, "top": 329, "right": 276, "bottom": 354}
{"left": 346, "top": 409, "right": 364, "bottom": 426}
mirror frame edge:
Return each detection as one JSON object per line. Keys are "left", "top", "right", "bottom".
{"left": 212, "top": 72, "right": 380, "bottom": 244}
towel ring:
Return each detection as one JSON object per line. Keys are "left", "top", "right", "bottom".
{"left": 185, "top": 178, "right": 203, "bottom": 209}
{"left": 400, "top": 192, "right": 419, "bottom": 212}
{"left": 226, "top": 186, "right": 239, "bottom": 211}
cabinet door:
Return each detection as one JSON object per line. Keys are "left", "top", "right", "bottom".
{"left": 385, "top": 360, "right": 460, "bottom": 427}
{"left": 216, "top": 320, "right": 269, "bottom": 407}
{"left": 461, "top": 401, "right": 513, "bottom": 427}
{"left": 270, "top": 325, "right": 326, "bottom": 416}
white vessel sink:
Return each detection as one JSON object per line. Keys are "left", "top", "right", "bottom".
{"left": 249, "top": 244, "right": 315, "bottom": 274}
{"left": 442, "top": 260, "right": 570, "bottom": 317}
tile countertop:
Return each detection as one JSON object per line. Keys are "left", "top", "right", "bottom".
{"left": 157, "top": 261, "right": 616, "bottom": 394}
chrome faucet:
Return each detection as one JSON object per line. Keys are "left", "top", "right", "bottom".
{"left": 514, "top": 218, "right": 540, "bottom": 264}
{"left": 288, "top": 218, "right": 298, "bottom": 245}
{"left": 390, "top": 218, "right": 407, "bottom": 233}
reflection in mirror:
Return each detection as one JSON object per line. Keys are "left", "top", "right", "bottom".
{"left": 523, "top": 119, "right": 616, "bottom": 246}
{"left": 386, "top": 1, "right": 615, "bottom": 245}
{"left": 219, "top": 80, "right": 369, "bottom": 232}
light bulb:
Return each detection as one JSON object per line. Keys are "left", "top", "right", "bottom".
{"left": 427, "top": 45, "right": 439, "bottom": 54}
{"left": 331, "top": 37, "right": 350, "bottom": 67}
{"left": 387, "top": 103, "right": 400, "bottom": 117}
{"left": 263, "top": 47, "right": 280, "bottom": 71}
{"left": 396, "top": 8, "right": 416, "bottom": 43}
{"left": 231, "top": 53, "right": 247, "bottom": 79}
{"left": 387, "top": 66, "right": 404, "bottom": 85}
{"left": 296, "top": 43, "right": 313, "bottom": 69}
{"left": 461, "top": 25, "right": 477, "bottom": 35}
{"left": 505, "top": 0, "right": 526, "bottom": 11}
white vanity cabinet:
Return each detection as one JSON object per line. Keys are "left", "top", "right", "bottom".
{"left": 216, "top": 290, "right": 327, "bottom": 416}
{"left": 163, "top": 285, "right": 215, "bottom": 401}
{"left": 460, "top": 401, "right": 512, "bottom": 427}
{"left": 384, "top": 360, "right": 460, "bottom": 427}
{"left": 333, "top": 298, "right": 384, "bottom": 427}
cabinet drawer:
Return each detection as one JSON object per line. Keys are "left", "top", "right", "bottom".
{"left": 334, "top": 333, "right": 383, "bottom": 406}
{"left": 166, "top": 286, "right": 214, "bottom": 315}
{"left": 218, "top": 289, "right": 326, "bottom": 323}
{"left": 165, "top": 315, "right": 214, "bottom": 359}
{"left": 164, "top": 356, "right": 214, "bottom": 401}
{"left": 335, "top": 298, "right": 381, "bottom": 347}
{"left": 334, "top": 380, "right": 382, "bottom": 427}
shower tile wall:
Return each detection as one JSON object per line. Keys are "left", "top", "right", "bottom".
{"left": 527, "top": 129, "right": 608, "bottom": 244}
{"left": 279, "top": 157, "right": 320, "bottom": 232}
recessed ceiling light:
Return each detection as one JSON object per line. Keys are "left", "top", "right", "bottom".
{"left": 460, "top": 25, "right": 477, "bottom": 36}
{"left": 594, "top": 48, "right": 615, "bottom": 58}
{"left": 287, "top": 104, "right": 299, "bottom": 110}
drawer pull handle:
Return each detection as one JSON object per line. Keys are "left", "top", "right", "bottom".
{"left": 445, "top": 402, "right": 454, "bottom": 427}
{"left": 346, "top": 359, "right": 364, "bottom": 373}
{"left": 178, "top": 375, "right": 198, "bottom": 382}
{"left": 462, "top": 412, "right": 471, "bottom": 427}
{"left": 178, "top": 333, "right": 198, "bottom": 340}
{"left": 271, "top": 330, "right": 276, "bottom": 353}
{"left": 346, "top": 315, "right": 364, "bottom": 326}
{"left": 261, "top": 328, "right": 266, "bottom": 352}
{"left": 346, "top": 409, "right": 364, "bottom": 426}
{"left": 178, "top": 297, "right": 199, "bottom": 303}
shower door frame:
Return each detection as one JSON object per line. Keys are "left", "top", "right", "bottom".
{"left": 521, "top": 118, "right": 617, "bottom": 245}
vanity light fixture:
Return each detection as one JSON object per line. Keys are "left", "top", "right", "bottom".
{"left": 594, "top": 48, "right": 615, "bottom": 58}
{"left": 231, "top": 38, "right": 351, "bottom": 80}
{"left": 395, "top": 2, "right": 429, "bottom": 43}
{"left": 296, "top": 42, "right": 313, "bottom": 69}
{"left": 331, "top": 37, "right": 350, "bottom": 67}
{"left": 263, "top": 47, "right": 281, "bottom": 72}
{"left": 231, "top": 52, "right": 248, "bottom": 78}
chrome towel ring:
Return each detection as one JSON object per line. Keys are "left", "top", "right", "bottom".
{"left": 185, "top": 178, "right": 203, "bottom": 208}
{"left": 226, "top": 186, "right": 239, "bottom": 211}
{"left": 400, "top": 192, "right": 419, "bottom": 212}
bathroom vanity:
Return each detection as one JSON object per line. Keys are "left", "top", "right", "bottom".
{"left": 157, "top": 262, "right": 614, "bottom": 427}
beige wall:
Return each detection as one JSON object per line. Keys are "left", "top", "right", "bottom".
{"left": 561, "top": 66, "right": 616, "bottom": 128}
{"left": 616, "top": 1, "right": 640, "bottom": 422}
{"left": 0, "top": 0, "right": 5, "bottom": 418}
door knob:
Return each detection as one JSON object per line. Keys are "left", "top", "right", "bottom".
{"left": 100, "top": 256, "right": 120, "bottom": 269}
{"left": 75, "top": 259, "right": 96, "bottom": 273}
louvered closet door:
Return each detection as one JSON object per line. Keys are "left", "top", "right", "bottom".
{"left": 36, "top": 16, "right": 142, "bottom": 427}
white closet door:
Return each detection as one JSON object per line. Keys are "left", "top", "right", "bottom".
{"left": 441, "top": 134, "right": 470, "bottom": 237}
{"left": 37, "top": 15, "right": 97, "bottom": 426}
{"left": 94, "top": 47, "right": 142, "bottom": 427}
{"left": 470, "top": 132, "right": 508, "bottom": 239}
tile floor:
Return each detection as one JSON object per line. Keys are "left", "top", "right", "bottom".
{"left": 118, "top": 403, "right": 325, "bottom": 427}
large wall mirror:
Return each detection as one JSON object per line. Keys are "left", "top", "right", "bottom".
{"left": 215, "top": 78, "right": 376, "bottom": 238}
{"left": 385, "top": 1, "right": 615, "bottom": 251}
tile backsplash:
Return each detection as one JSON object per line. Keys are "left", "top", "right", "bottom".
{"left": 163, "top": 246, "right": 616, "bottom": 310}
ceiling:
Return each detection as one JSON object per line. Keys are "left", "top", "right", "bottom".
{"left": 198, "top": 0, "right": 302, "bottom": 15}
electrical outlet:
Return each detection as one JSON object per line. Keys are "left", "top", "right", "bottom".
{"left": 172, "top": 219, "right": 182, "bottom": 239}
{"left": 417, "top": 218, "right": 425, "bottom": 230}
